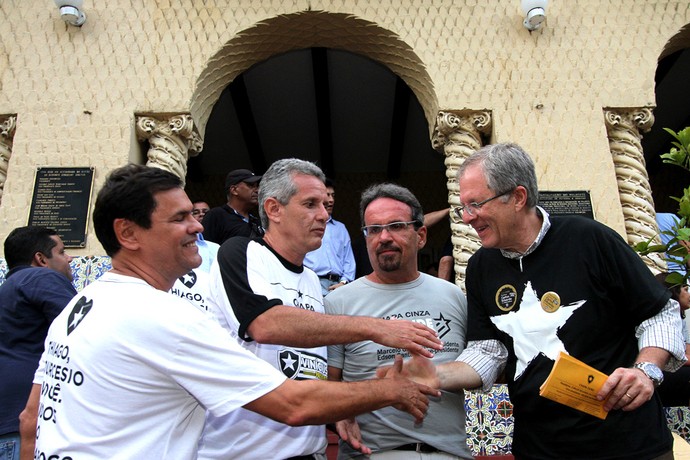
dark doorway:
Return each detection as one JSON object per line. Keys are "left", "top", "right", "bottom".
{"left": 642, "top": 46, "right": 690, "bottom": 214}
{"left": 186, "top": 48, "right": 450, "bottom": 273}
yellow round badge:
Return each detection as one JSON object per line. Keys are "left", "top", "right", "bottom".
{"left": 541, "top": 291, "right": 561, "bottom": 313}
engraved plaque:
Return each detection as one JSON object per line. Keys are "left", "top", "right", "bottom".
{"left": 28, "top": 167, "right": 95, "bottom": 248}
{"left": 538, "top": 190, "right": 594, "bottom": 219}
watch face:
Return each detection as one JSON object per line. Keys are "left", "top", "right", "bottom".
{"left": 645, "top": 364, "right": 663, "bottom": 381}
{"left": 636, "top": 363, "right": 663, "bottom": 384}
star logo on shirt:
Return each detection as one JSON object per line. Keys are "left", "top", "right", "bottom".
{"left": 490, "top": 281, "right": 585, "bottom": 380}
{"left": 434, "top": 313, "right": 452, "bottom": 339}
{"left": 279, "top": 349, "right": 300, "bottom": 379}
{"left": 275, "top": 285, "right": 322, "bottom": 308}
{"left": 179, "top": 271, "right": 197, "bottom": 288}
{"left": 67, "top": 296, "right": 93, "bottom": 335}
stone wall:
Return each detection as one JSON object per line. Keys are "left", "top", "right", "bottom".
{"left": 0, "top": 1, "right": 688, "bottom": 263}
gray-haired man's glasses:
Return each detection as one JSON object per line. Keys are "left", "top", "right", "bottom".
{"left": 454, "top": 189, "right": 513, "bottom": 217}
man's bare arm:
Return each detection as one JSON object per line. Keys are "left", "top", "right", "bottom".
{"left": 245, "top": 355, "right": 439, "bottom": 425}
{"left": 437, "top": 255, "right": 454, "bottom": 281}
{"left": 377, "top": 355, "right": 483, "bottom": 392}
{"left": 19, "top": 384, "right": 40, "bottom": 460}
{"left": 248, "top": 306, "right": 443, "bottom": 358}
{"left": 435, "top": 361, "right": 483, "bottom": 391}
{"left": 423, "top": 208, "right": 450, "bottom": 228}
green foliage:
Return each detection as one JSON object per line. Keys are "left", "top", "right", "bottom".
{"left": 661, "top": 127, "right": 690, "bottom": 172}
{"left": 636, "top": 127, "right": 690, "bottom": 285}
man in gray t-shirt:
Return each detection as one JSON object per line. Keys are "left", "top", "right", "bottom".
{"left": 326, "top": 183, "right": 473, "bottom": 459}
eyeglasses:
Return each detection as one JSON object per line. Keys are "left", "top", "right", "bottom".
{"left": 191, "top": 208, "right": 209, "bottom": 216}
{"left": 454, "top": 189, "right": 513, "bottom": 217}
{"left": 362, "top": 220, "right": 420, "bottom": 237}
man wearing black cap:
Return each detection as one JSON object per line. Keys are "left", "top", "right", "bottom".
{"left": 202, "top": 168, "right": 264, "bottom": 244}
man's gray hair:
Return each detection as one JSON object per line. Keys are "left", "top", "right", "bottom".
{"left": 258, "top": 158, "right": 326, "bottom": 228}
{"left": 359, "top": 183, "right": 424, "bottom": 226}
{"left": 458, "top": 143, "right": 539, "bottom": 208}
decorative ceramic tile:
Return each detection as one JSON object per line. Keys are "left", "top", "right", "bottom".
{"left": 70, "top": 256, "right": 112, "bottom": 291}
{"left": 465, "top": 385, "right": 514, "bottom": 456}
{"left": 465, "top": 385, "right": 690, "bottom": 455}
{"left": 666, "top": 407, "right": 690, "bottom": 442}
{"left": 0, "top": 256, "right": 111, "bottom": 291}
{"left": 0, "top": 258, "right": 7, "bottom": 285}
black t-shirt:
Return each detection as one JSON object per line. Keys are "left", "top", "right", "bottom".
{"left": 466, "top": 215, "right": 672, "bottom": 459}
{"left": 202, "top": 204, "right": 264, "bottom": 245}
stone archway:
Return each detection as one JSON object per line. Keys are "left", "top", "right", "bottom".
{"left": 187, "top": 10, "right": 450, "bottom": 273}
{"left": 189, "top": 10, "right": 437, "bottom": 141}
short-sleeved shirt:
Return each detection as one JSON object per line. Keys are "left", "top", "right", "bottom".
{"left": 34, "top": 272, "right": 285, "bottom": 460}
{"left": 198, "top": 237, "right": 327, "bottom": 460}
{"left": 326, "top": 274, "right": 473, "bottom": 458}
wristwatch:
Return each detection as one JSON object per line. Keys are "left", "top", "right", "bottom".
{"left": 633, "top": 362, "right": 664, "bottom": 388}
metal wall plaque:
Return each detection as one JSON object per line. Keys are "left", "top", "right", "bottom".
{"left": 538, "top": 190, "right": 594, "bottom": 219}
{"left": 28, "top": 167, "right": 95, "bottom": 248}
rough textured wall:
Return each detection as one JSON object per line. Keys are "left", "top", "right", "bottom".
{"left": 0, "top": 0, "right": 688, "bottom": 256}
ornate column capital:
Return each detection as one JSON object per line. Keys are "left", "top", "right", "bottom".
{"left": 432, "top": 110, "right": 492, "bottom": 152}
{"left": 0, "top": 115, "right": 16, "bottom": 142}
{"left": 135, "top": 113, "right": 203, "bottom": 185}
{"left": 0, "top": 114, "right": 17, "bottom": 204}
{"left": 604, "top": 107, "right": 654, "bottom": 134}
{"left": 432, "top": 109, "right": 492, "bottom": 287}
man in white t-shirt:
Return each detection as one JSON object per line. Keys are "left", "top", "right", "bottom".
{"left": 18, "top": 164, "right": 439, "bottom": 460}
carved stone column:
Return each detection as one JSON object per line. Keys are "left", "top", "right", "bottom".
{"left": 135, "top": 114, "right": 203, "bottom": 185}
{"left": 432, "top": 110, "right": 492, "bottom": 287}
{"left": 0, "top": 115, "right": 17, "bottom": 205}
{"left": 604, "top": 107, "right": 665, "bottom": 272}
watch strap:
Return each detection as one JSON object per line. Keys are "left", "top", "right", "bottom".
{"left": 633, "top": 362, "right": 663, "bottom": 388}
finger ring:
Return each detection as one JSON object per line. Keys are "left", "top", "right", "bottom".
{"left": 625, "top": 392, "right": 633, "bottom": 399}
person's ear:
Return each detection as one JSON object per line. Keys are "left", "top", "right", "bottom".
{"left": 417, "top": 225, "right": 428, "bottom": 249}
{"left": 513, "top": 186, "right": 528, "bottom": 210}
{"left": 31, "top": 252, "right": 49, "bottom": 268}
{"left": 264, "top": 197, "right": 282, "bottom": 224}
{"left": 113, "top": 218, "right": 140, "bottom": 250}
